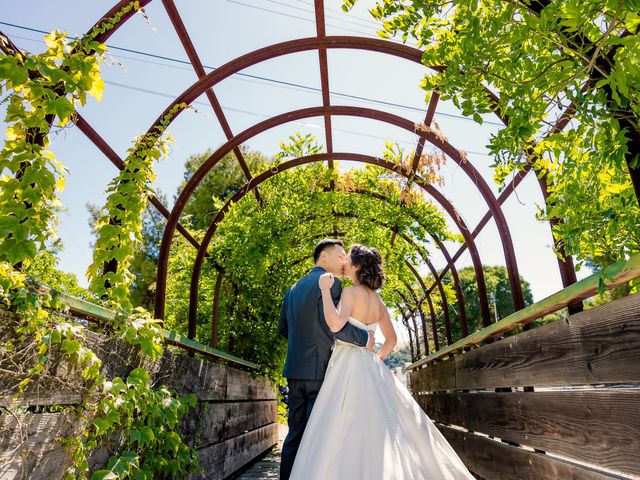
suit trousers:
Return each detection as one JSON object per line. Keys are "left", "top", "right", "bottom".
{"left": 279, "top": 378, "right": 323, "bottom": 480}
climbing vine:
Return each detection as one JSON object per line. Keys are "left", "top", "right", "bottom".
{"left": 0, "top": 6, "right": 199, "bottom": 478}
{"left": 86, "top": 104, "right": 186, "bottom": 311}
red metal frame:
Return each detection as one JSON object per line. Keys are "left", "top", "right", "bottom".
{"left": 184, "top": 152, "right": 492, "bottom": 336}
{"left": 25, "top": 0, "right": 595, "bottom": 347}
{"left": 153, "top": 105, "right": 520, "bottom": 322}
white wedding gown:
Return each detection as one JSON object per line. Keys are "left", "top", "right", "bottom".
{"left": 290, "top": 317, "right": 475, "bottom": 480}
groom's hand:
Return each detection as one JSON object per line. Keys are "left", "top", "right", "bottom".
{"left": 366, "top": 330, "right": 375, "bottom": 352}
{"left": 319, "top": 272, "right": 334, "bottom": 291}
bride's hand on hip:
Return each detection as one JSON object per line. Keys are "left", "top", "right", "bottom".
{"left": 319, "top": 272, "right": 334, "bottom": 291}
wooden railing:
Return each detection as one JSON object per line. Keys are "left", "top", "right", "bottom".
{"left": 407, "top": 254, "right": 640, "bottom": 479}
{"left": 0, "top": 293, "right": 277, "bottom": 479}
{"left": 408, "top": 252, "right": 640, "bottom": 370}
{"left": 38, "top": 283, "right": 258, "bottom": 370}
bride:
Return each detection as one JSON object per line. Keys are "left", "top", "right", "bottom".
{"left": 290, "top": 244, "right": 475, "bottom": 479}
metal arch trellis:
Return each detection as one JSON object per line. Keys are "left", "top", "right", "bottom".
{"left": 79, "top": 0, "right": 596, "bottom": 309}
{"left": 154, "top": 105, "right": 524, "bottom": 321}
{"left": 185, "top": 152, "right": 492, "bottom": 335}
{"left": 0, "top": 0, "right": 608, "bottom": 350}
{"left": 81, "top": 0, "right": 588, "bottom": 316}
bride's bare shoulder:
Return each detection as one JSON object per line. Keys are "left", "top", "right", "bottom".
{"left": 344, "top": 284, "right": 365, "bottom": 294}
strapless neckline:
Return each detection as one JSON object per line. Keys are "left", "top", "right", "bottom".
{"left": 348, "top": 316, "right": 376, "bottom": 331}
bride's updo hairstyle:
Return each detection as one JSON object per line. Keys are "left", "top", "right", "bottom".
{"left": 349, "top": 244, "right": 386, "bottom": 290}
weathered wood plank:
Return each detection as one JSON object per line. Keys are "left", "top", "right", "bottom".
{"left": 225, "top": 368, "right": 277, "bottom": 401}
{"left": 0, "top": 391, "right": 82, "bottom": 407}
{"left": 156, "top": 353, "right": 229, "bottom": 401}
{"left": 417, "top": 390, "right": 640, "bottom": 477}
{"left": 453, "top": 293, "right": 640, "bottom": 389}
{"left": 410, "top": 293, "right": 640, "bottom": 392}
{"left": 193, "top": 423, "right": 278, "bottom": 480}
{"left": 410, "top": 356, "right": 456, "bottom": 392}
{"left": 197, "top": 401, "right": 278, "bottom": 447}
{"left": 0, "top": 412, "right": 78, "bottom": 478}
{"left": 438, "top": 425, "right": 627, "bottom": 480}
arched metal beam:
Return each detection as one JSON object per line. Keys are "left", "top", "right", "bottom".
{"left": 423, "top": 290, "right": 441, "bottom": 350}
{"left": 154, "top": 105, "right": 516, "bottom": 320}
{"left": 396, "top": 289, "right": 426, "bottom": 358}
{"left": 84, "top": 9, "right": 579, "bottom": 311}
{"left": 183, "top": 153, "right": 492, "bottom": 333}
{"left": 399, "top": 310, "right": 416, "bottom": 362}
{"left": 400, "top": 282, "right": 431, "bottom": 355}
{"left": 146, "top": 36, "right": 431, "bottom": 131}
{"left": 404, "top": 261, "right": 449, "bottom": 349}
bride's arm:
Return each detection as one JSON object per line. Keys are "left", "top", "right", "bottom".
{"left": 319, "top": 273, "right": 355, "bottom": 333}
{"left": 376, "top": 308, "right": 397, "bottom": 361}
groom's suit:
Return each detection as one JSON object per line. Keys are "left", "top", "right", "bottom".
{"left": 277, "top": 266, "right": 369, "bottom": 480}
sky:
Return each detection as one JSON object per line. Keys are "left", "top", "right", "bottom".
{"left": 0, "top": 0, "right": 592, "bottom": 346}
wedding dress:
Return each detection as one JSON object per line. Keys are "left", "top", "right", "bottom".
{"left": 290, "top": 317, "right": 475, "bottom": 480}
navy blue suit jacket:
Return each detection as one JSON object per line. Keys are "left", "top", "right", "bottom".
{"left": 278, "top": 266, "right": 368, "bottom": 380}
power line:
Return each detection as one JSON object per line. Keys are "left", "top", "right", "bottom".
{"left": 0, "top": 21, "right": 504, "bottom": 126}
{"left": 264, "top": 0, "right": 382, "bottom": 30}
{"left": 289, "top": 0, "right": 382, "bottom": 28}
{"left": 224, "top": 0, "right": 377, "bottom": 37}
{"left": 103, "top": 79, "right": 493, "bottom": 156}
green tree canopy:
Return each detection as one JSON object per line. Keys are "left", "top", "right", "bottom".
{"left": 442, "top": 265, "right": 534, "bottom": 341}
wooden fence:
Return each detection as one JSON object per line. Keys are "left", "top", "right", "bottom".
{"left": 0, "top": 308, "right": 278, "bottom": 480}
{"left": 409, "top": 293, "right": 640, "bottom": 479}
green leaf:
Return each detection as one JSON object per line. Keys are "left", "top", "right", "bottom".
{"left": 0, "top": 56, "right": 28, "bottom": 86}
{"left": 91, "top": 471, "right": 118, "bottom": 480}
{"left": 61, "top": 339, "right": 81, "bottom": 354}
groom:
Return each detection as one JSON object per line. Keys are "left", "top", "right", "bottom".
{"left": 277, "top": 239, "right": 374, "bottom": 480}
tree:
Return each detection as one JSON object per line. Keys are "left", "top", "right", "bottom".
{"left": 442, "top": 265, "right": 534, "bottom": 341}
{"left": 383, "top": 344, "right": 412, "bottom": 371}
{"left": 346, "top": 0, "right": 640, "bottom": 271}
{"left": 178, "top": 147, "right": 270, "bottom": 230}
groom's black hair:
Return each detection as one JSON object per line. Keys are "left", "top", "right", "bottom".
{"left": 314, "top": 239, "right": 343, "bottom": 263}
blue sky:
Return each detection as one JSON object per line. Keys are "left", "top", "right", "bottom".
{"left": 1, "top": 0, "right": 591, "bottom": 342}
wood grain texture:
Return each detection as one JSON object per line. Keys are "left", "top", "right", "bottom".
{"left": 0, "top": 412, "right": 78, "bottom": 478}
{"left": 409, "top": 293, "right": 640, "bottom": 391}
{"left": 417, "top": 390, "right": 640, "bottom": 477}
{"left": 410, "top": 357, "right": 456, "bottom": 392}
{"left": 196, "top": 401, "right": 278, "bottom": 446}
{"left": 438, "top": 425, "right": 627, "bottom": 480}
{"left": 192, "top": 423, "right": 278, "bottom": 480}
{"left": 455, "top": 293, "right": 640, "bottom": 389}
